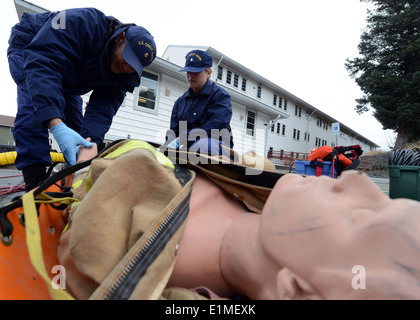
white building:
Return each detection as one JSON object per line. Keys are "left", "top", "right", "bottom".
{"left": 13, "top": 0, "right": 379, "bottom": 159}
{"left": 105, "top": 44, "right": 378, "bottom": 157}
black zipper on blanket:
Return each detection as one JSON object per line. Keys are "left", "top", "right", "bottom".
{"left": 103, "top": 192, "right": 191, "bottom": 300}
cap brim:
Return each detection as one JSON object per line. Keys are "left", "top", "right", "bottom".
{"left": 123, "top": 42, "right": 145, "bottom": 79}
{"left": 179, "top": 66, "right": 207, "bottom": 73}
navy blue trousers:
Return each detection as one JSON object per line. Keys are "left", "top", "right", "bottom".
{"left": 7, "top": 49, "right": 83, "bottom": 170}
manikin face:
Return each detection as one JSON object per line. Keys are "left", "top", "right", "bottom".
{"left": 261, "top": 170, "right": 420, "bottom": 299}
{"left": 110, "top": 33, "right": 135, "bottom": 75}
{"left": 186, "top": 69, "right": 211, "bottom": 94}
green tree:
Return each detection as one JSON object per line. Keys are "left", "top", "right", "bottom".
{"left": 345, "top": 0, "right": 420, "bottom": 149}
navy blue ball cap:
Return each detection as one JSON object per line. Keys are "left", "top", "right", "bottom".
{"left": 123, "top": 26, "right": 156, "bottom": 78}
{"left": 179, "top": 50, "right": 213, "bottom": 73}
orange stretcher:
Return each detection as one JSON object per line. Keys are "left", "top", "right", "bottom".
{"left": 0, "top": 162, "right": 86, "bottom": 300}
{"left": 0, "top": 184, "right": 66, "bottom": 300}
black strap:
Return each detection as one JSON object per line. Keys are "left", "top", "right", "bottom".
{"left": 164, "top": 147, "right": 283, "bottom": 189}
{"left": 334, "top": 145, "right": 363, "bottom": 160}
{"left": 0, "top": 160, "right": 93, "bottom": 240}
{"left": 310, "top": 159, "right": 324, "bottom": 168}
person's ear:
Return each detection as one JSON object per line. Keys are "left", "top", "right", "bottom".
{"left": 114, "top": 31, "right": 126, "bottom": 44}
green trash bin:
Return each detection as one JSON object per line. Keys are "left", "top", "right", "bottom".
{"left": 388, "top": 165, "right": 420, "bottom": 201}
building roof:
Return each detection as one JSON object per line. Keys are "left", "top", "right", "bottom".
{"left": 0, "top": 115, "right": 15, "bottom": 127}
{"left": 13, "top": 0, "right": 47, "bottom": 18}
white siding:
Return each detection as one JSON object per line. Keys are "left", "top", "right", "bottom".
{"left": 230, "top": 105, "right": 268, "bottom": 157}
{"left": 104, "top": 73, "right": 188, "bottom": 145}
{"left": 267, "top": 108, "right": 373, "bottom": 155}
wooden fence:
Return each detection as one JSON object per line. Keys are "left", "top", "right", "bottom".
{"left": 267, "top": 150, "right": 309, "bottom": 167}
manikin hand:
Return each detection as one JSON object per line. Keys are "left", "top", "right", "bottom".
{"left": 77, "top": 137, "right": 98, "bottom": 163}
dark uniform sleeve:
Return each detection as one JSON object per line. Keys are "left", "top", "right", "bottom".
{"left": 22, "top": 8, "right": 111, "bottom": 127}
{"left": 80, "top": 88, "right": 125, "bottom": 145}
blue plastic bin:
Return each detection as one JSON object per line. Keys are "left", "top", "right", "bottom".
{"left": 293, "top": 160, "right": 337, "bottom": 178}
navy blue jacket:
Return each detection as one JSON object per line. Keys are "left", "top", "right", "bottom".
{"left": 8, "top": 8, "right": 139, "bottom": 145}
{"left": 170, "top": 80, "right": 234, "bottom": 148}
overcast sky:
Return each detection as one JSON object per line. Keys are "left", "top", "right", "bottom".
{"left": 1, "top": 0, "right": 397, "bottom": 150}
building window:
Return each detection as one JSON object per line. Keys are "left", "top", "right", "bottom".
{"left": 282, "top": 124, "right": 286, "bottom": 136}
{"left": 241, "top": 78, "right": 247, "bottom": 91}
{"left": 317, "top": 118, "right": 329, "bottom": 130}
{"left": 295, "top": 106, "right": 302, "bottom": 117}
{"left": 257, "top": 86, "right": 262, "bottom": 99}
{"left": 246, "top": 110, "right": 256, "bottom": 136}
{"left": 315, "top": 137, "right": 327, "bottom": 147}
{"left": 276, "top": 122, "right": 281, "bottom": 134}
{"left": 293, "top": 129, "right": 301, "bottom": 140}
{"left": 271, "top": 123, "right": 275, "bottom": 132}
{"left": 279, "top": 97, "right": 283, "bottom": 109}
{"left": 233, "top": 74, "right": 239, "bottom": 88}
{"left": 217, "top": 66, "right": 223, "bottom": 80}
{"left": 273, "top": 94, "right": 277, "bottom": 106}
{"left": 284, "top": 100, "right": 288, "bottom": 111}
{"left": 137, "top": 71, "right": 158, "bottom": 110}
{"left": 226, "top": 70, "right": 232, "bottom": 84}
{"left": 317, "top": 117, "right": 327, "bottom": 128}
{"left": 304, "top": 131, "right": 310, "bottom": 142}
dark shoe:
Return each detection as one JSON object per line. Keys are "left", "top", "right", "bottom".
{"left": 22, "top": 163, "right": 47, "bottom": 192}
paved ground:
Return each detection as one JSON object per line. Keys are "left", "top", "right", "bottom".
{"left": 0, "top": 166, "right": 25, "bottom": 207}
{"left": 368, "top": 177, "right": 390, "bottom": 197}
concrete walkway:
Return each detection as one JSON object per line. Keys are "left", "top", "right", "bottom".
{"left": 369, "top": 177, "right": 389, "bottom": 197}
{"left": 0, "top": 167, "right": 24, "bottom": 207}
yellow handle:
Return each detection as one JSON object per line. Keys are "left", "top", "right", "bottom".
{"left": 0, "top": 151, "right": 65, "bottom": 166}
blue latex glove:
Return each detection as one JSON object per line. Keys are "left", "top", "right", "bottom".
{"left": 50, "top": 122, "right": 94, "bottom": 165}
{"left": 167, "top": 138, "right": 179, "bottom": 149}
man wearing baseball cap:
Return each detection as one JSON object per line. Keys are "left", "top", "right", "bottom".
{"left": 167, "top": 50, "right": 234, "bottom": 155}
{"left": 112, "top": 25, "right": 156, "bottom": 80}
{"left": 7, "top": 7, "right": 156, "bottom": 191}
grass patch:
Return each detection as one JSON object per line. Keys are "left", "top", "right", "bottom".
{"left": 363, "top": 149, "right": 389, "bottom": 157}
{"left": 406, "top": 141, "right": 420, "bottom": 150}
